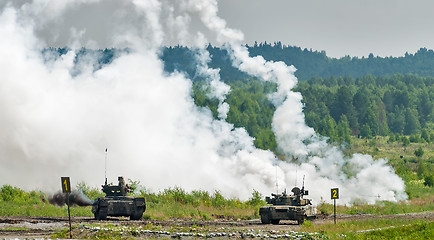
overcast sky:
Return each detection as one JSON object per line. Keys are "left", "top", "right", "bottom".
{"left": 2, "top": 0, "right": 433, "bottom": 58}
{"left": 219, "top": 0, "right": 434, "bottom": 58}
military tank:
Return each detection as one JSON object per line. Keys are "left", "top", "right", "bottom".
{"left": 92, "top": 176, "right": 146, "bottom": 220}
{"left": 259, "top": 185, "right": 316, "bottom": 225}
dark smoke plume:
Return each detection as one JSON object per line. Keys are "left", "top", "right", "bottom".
{"left": 48, "top": 190, "right": 94, "bottom": 206}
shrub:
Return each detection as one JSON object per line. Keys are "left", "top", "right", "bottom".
{"left": 414, "top": 147, "right": 424, "bottom": 157}
{"left": 248, "top": 190, "right": 264, "bottom": 206}
{"left": 317, "top": 202, "right": 332, "bottom": 214}
{"left": 388, "top": 134, "right": 396, "bottom": 143}
{"left": 1, "top": 185, "right": 24, "bottom": 202}
{"left": 76, "top": 182, "right": 103, "bottom": 200}
{"left": 401, "top": 136, "right": 410, "bottom": 146}
{"left": 211, "top": 191, "right": 225, "bottom": 208}
{"left": 424, "top": 175, "right": 434, "bottom": 187}
{"left": 302, "top": 220, "right": 313, "bottom": 227}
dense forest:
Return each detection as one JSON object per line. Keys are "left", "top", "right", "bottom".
{"left": 45, "top": 45, "right": 434, "bottom": 151}
{"left": 162, "top": 43, "right": 434, "bottom": 81}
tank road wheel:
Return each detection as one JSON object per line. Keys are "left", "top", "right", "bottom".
{"left": 94, "top": 207, "right": 107, "bottom": 220}
{"left": 130, "top": 198, "right": 146, "bottom": 220}
{"left": 297, "top": 218, "right": 304, "bottom": 225}
{"left": 271, "top": 219, "right": 280, "bottom": 225}
{"left": 130, "top": 212, "right": 143, "bottom": 220}
{"left": 260, "top": 214, "right": 270, "bottom": 224}
{"left": 130, "top": 206, "right": 144, "bottom": 220}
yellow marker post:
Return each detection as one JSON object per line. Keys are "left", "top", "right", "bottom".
{"left": 61, "top": 177, "right": 72, "bottom": 238}
{"left": 331, "top": 188, "right": 339, "bottom": 224}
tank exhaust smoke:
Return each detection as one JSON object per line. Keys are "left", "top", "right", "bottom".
{"left": 48, "top": 190, "right": 94, "bottom": 207}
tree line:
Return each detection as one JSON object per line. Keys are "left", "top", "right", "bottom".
{"left": 162, "top": 43, "right": 434, "bottom": 81}
{"left": 296, "top": 74, "right": 433, "bottom": 143}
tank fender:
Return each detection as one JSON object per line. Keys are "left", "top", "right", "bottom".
{"left": 91, "top": 198, "right": 108, "bottom": 214}
{"left": 98, "top": 198, "right": 108, "bottom": 207}
{"left": 134, "top": 198, "right": 145, "bottom": 207}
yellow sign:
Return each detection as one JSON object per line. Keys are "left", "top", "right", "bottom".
{"left": 331, "top": 188, "right": 339, "bottom": 199}
{"left": 61, "top": 177, "right": 71, "bottom": 193}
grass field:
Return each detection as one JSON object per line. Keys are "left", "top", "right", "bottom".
{"left": 350, "top": 136, "right": 434, "bottom": 160}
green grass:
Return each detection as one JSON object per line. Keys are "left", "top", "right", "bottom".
{"left": 0, "top": 201, "right": 93, "bottom": 217}
{"left": 346, "top": 220, "right": 433, "bottom": 240}
{"left": 139, "top": 187, "right": 263, "bottom": 220}
{"left": 143, "top": 202, "right": 258, "bottom": 220}
{"left": 349, "top": 136, "right": 434, "bottom": 161}
{"left": 300, "top": 219, "right": 433, "bottom": 240}
{"left": 317, "top": 197, "right": 433, "bottom": 216}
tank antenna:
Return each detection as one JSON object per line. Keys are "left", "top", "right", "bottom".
{"left": 302, "top": 175, "right": 305, "bottom": 191}
{"left": 104, "top": 148, "right": 108, "bottom": 185}
{"left": 301, "top": 175, "right": 306, "bottom": 197}
{"left": 274, "top": 155, "right": 278, "bottom": 194}
{"left": 295, "top": 165, "right": 298, "bottom": 186}
{"left": 275, "top": 165, "right": 278, "bottom": 194}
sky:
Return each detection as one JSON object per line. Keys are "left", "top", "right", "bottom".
{"left": 218, "top": 0, "right": 434, "bottom": 58}
{"left": 3, "top": 0, "right": 432, "bottom": 58}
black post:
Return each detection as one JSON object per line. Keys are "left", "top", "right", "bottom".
{"left": 66, "top": 192, "right": 72, "bottom": 238}
{"left": 334, "top": 199, "right": 336, "bottom": 224}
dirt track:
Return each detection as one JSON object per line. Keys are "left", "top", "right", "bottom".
{"left": 0, "top": 212, "right": 433, "bottom": 239}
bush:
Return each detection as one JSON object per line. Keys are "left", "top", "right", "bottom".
{"left": 424, "top": 175, "right": 434, "bottom": 187}
{"left": 410, "top": 134, "right": 422, "bottom": 143}
{"left": 317, "top": 202, "right": 332, "bottom": 215}
{"left": 401, "top": 136, "right": 410, "bottom": 146}
{"left": 414, "top": 147, "right": 424, "bottom": 157}
{"left": 76, "top": 182, "right": 103, "bottom": 200}
{"left": 302, "top": 220, "right": 313, "bottom": 227}
{"left": 211, "top": 191, "right": 226, "bottom": 208}
{"left": 248, "top": 190, "right": 265, "bottom": 206}
{"left": 388, "top": 134, "right": 396, "bottom": 143}
{"left": 1, "top": 185, "right": 24, "bottom": 202}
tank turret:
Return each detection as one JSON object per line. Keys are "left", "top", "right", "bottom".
{"left": 102, "top": 176, "right": 130, "bottom": 196}
{"left": 266, "top": 187, "right": 312, "bottom": 206}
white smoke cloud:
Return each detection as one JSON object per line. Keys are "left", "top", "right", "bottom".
{"left": 0, "top": 0, "right": 406, "bottom": 204}
{"left": 176, "top": 0, "right": 407, "bottom": 204}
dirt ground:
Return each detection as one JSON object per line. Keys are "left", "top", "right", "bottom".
{"left": 0, "top": 212, "right": 432, "bottom": 239}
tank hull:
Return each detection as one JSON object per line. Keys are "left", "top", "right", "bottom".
{"left": 259, "top": 205, "right": 316, "bottom": 224}
{"left": 92, "top": 196, "right": 146, "bottom": 220}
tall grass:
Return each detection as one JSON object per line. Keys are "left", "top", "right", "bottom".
{"left": 317, "top": 197, "right": 433, "bottom": 216}
{"left": 0, "top": 185, "right": 91, "bottom": 216}
{"left": 0, "top": 184, "right": 265, "bottom": 219}
{"left": 138, "top": 187, "right": 264, "bottom": 220}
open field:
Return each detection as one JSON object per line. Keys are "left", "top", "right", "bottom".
{"left": 0, "top": 212, "right": 432, "bottom": 239}
{"left": 349, "top": 136, "right": 434, "bottom": 161}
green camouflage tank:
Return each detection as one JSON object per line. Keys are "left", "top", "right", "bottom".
{"left": 259, "top": 186, "right": 317, "bottom": 225}
{"left": 92, "top": 176, "right": 146, "bottom": 220}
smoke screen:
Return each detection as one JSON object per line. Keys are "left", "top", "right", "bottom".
{"left": 0, "top": 0, "right": 406, "bottom": 204}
